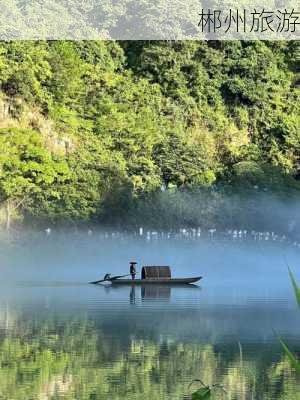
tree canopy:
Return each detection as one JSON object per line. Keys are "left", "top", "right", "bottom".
{"left": 0, "top": 40, "right": 298, "bottom": 229}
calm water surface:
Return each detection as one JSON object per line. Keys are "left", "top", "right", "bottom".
{"left": 0, "top": 233, "right": 300, "bottom": 399}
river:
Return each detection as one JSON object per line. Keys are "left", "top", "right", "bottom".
{"left": 0, "top": 231, "right": 299, "bottom": 399}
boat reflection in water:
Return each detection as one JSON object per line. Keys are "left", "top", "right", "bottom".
{"left": 141, "top": 285, "right": 171, "bottom": 301}
{"left": 119, "top": 283, "right": 200, "bottom": 305}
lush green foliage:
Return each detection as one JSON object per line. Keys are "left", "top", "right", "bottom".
{"left": 279, "top": 269, "right": 300, "bottom": 374}
{"left": 288, "top": 267, "right": 300, "bottom": 308}
{"left": 0, "top": 40, "right": 299, "bottom": 228}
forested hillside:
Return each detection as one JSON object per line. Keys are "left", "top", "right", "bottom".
{"left": 0, "top": 40, "right": 299, "bottom": 230}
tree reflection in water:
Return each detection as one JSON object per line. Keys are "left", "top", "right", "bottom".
{"left": 0, "top": 316, "right": 299, "bottom": 400}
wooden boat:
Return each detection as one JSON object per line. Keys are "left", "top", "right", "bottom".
{"left": 90, "top": 266, "right": 202, "bottom": 286}
{"left": 111, "top": 277, "right": 202, "bottom": 285}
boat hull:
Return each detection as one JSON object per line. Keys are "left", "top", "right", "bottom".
{"left": 110, "top": 277, "right": 202, "bottom": 285}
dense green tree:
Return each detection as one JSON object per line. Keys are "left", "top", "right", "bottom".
{"left": 0, "top": 40, "right": 298, "bottom": 228}
{"left": 0, "top": 128, "right": 70, "bottom": 229}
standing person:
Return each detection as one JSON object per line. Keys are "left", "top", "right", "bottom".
{"left": 130, "top": 262, "right": 137, "bottom": 280}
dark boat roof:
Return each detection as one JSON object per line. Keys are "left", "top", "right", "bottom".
{"left": 142, "top": 266, "right": 171, "bottom": 279}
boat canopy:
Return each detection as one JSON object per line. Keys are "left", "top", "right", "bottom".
{"left": 141, "top": 266, "right": 171, "bottom": 280}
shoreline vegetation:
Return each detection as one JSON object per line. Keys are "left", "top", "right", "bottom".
{"left": 0, "top": 40, "right": 299, "bottom": 232}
